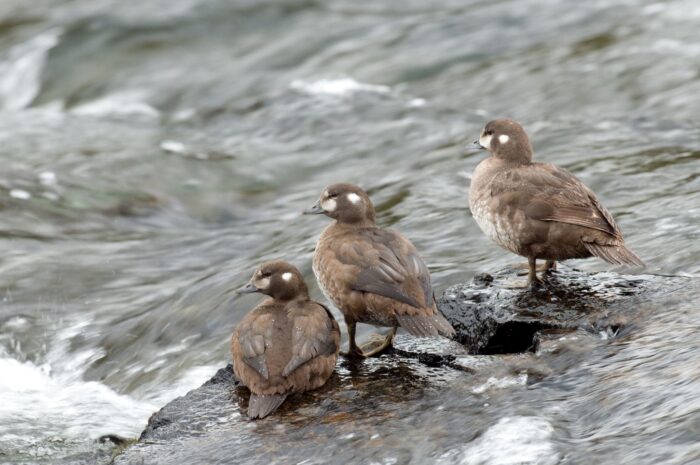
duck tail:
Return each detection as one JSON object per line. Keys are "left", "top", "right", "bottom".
{"left": 396, "top": 311, "right": 456, "bottom": 338}
{"left": 248, "top": 393, "right": 288, "bottom": 419}
{"left": 584, "top": 242, "right": 645, "bottom": 267}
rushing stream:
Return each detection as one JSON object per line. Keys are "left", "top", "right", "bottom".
{"left": 0, "top": 0, "right": 699, "bottom": 464}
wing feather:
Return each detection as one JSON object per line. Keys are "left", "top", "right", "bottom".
{"left": 492, "top": 163, "right": 622, "bottom": 239}
{"left": 236, "top": 314, "right": 274, "bottom": 380}
{"left": 343, "top": 229, "right": 433, "bottom": 309}
{"left": 282, "top": 303, "right": 339, "bottom": 377}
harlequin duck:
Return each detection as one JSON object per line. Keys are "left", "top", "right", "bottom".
{"left": 304, "top": 183, "right": 455, "bottom": 358}
{"left": 232, "top": 260, "right": 340, "bottom": 419}
{"left": 469, "top": 119, "right": 644, "bottom": 285}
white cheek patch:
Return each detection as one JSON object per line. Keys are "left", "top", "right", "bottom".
{"left": 256, "top": 277, "right": 270, "bottom": 289}
{"left": 347, "top": 193, "right": 361, "bottom": 204}
{"left": 479, "top": 133, "right": 493, "bottom": 149}
{"left": 499, "top": 134, "right": 510, "bottom": 144}
{"left": 321, "top": 198, "right": 337, "bottom": 212}
{"left": 281, "top": 272, "right": 293, "bottom": 282}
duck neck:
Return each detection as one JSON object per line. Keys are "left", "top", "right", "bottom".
{"left": 274, "top": 292, "right": 309, "bottom": 304}
{"left": 334, "top": 218, "right": 376, "bottom": 230}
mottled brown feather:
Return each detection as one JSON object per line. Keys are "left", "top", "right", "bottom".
{"left": 470, "top": 119, "right": 643, "bottom": 268}
{"left": 490, "top": 164, "right": 620, "bottom": 237}
{"left": 231, "top": 262, "right": 340, "bottom": 419}
{"left": 314, "top": 224, "right": 454, "bottom": 336}
{"left": 309, "top": 184, "right": 455, "bottom": 341}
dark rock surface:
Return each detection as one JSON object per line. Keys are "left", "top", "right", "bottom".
{"left": 439, "top": 265, "right": 655, "bottom": 354}
{"left": 113, "top": 266, "right": 691, "bottom": 465}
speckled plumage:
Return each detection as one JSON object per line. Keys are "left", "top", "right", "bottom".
{"left": 469, "top": 119, "right": 643, "bottom": 283}
{"left": 305, "top": 184, "right": 455, "bottom": 357}
{"left": 231, "top": 261, "right": 340, "bottom": 419}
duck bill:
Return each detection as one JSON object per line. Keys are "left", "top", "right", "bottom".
{"left": 473, "top": 139, "right": 486, "bottom": 150}
{"left": 302, "top": 201, "right": 324, "bottom": 215}
{"left": 235, "top": 282, "right": 259, "bottom": 294}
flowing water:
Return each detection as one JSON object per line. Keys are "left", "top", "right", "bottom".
{"left": 0, "top": 0, "right": 699, "bottom": 463}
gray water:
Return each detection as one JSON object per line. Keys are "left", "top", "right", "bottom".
{"left": 0, "top": 0, "right": 699, "bottom": 463}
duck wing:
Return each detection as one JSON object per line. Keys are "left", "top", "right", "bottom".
{"left": 234, "top": 312, "right": 275, "bottom": 380}
{"left": 335, "top": 228, "right": 433, "bottom": 310}
{"left": 490, "top": 163, "right": 621, "bottom": 238}
{"left": 282, "top": 302, "right": 340, "bottom": 377}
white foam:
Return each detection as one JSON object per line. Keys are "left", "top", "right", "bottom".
{"left": 0, "top": 29, "right": 61, "bottom": 110}
{"left": 71, "top": 90, "right": 160, "bottom": 119}
{"left": 441, "top": 416, "right": 560, "bottom": 465}
{"left": 290, "top": 78, "right": 391, "bottom": 97}
{"left": 0, "top": 356, "right": 157, "bottom": 440}
{"left": 0, "top": 319, "right": 219, "bottom": 449}
{"left": 471, "top": 373, "right": 528, "bottom": 394}
{"left": 0, "top": 353, "right": 219, "bottom": 446}
{"left": 38, "top": 171, "right": 57, "bottom": 186}
{"left": 9, "top": 189, "right": 31, "bottom": 200}
{"left": 160, "top": 140, "right": 187, "bottom": 154}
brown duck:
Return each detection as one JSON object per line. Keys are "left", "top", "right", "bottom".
{"left": 304, "top": 183, "right": 455, "bottom": 358}
{"left": 470, "top": 119, "right": 644, "bottom": 285}
{"left": 231, "top": 260, "right": 340, "bottom": 419}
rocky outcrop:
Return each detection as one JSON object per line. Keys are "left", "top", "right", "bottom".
{"left": 439, "top": 265, "right": 653, "bottom": 354}
{"left": 114, "top": 266, "right": 690, "bottom": 465}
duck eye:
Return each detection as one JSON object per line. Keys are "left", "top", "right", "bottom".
{"left": 485, "top": 130, "right": 493, "bottom": 136}
{"left": 260, "top": 271, "right": 271, "bottom": 278}
{"left": 328, "top": 193, "right": 338, "bottom": 199}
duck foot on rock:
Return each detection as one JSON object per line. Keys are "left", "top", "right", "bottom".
{"left": 341, "top": 328, "right": 397, "bottom": 358}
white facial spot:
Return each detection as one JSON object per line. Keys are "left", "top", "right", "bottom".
{"left": 321, "top": 198, "right": 337, "bottom": 212}
{"left": 499, "top": 134, "right": 510, "bottom": 144}
{"left": 257, "top": 277, "right": 270, "bottom": 289}
{"left": 347, "top": 192, "right": 361, "bottom": 204}
{"left": 281, "top": 272, "right": 293, "bottom": 282}
{"left": 479, "top": 133, "right": 493, "bottom": 149}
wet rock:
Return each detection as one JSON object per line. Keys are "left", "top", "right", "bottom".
{"left": 137, "top": 365, "right": 241, "bottom": 442}
{"left": 114, "top": 266, "right": 690, "bottom": 465}
{"left": 439, "top": 264, "right": 665, "bottom": 354}
{"left": 115, "top": 347, "right": 464, "bottom": 465}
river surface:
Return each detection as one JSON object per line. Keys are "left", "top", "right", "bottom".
{"left": 0, "top": 0, "right": 699, "bottom": 464}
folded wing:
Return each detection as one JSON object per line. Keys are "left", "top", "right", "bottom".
{"left": 345, "top": 229, "right": 433, "bottom": 309}
{"left": 283, "top": 303, "right": 340, "bottom": 377}
{"left": 235, "top": 313, "right": 275, "bottom": 380}
{"left": 490, "top": 163, "right": 643, "bottom": 266}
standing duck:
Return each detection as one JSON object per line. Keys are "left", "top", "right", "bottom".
{"left": 232, "top": 260, "right": 340, "bottom": 419}
{"left": 469, "top": 119, "right": 644, "bottom": 286}
{"left": 304, "top": 183, "right": 455, "bottom": 358}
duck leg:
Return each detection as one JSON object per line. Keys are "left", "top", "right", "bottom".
{"left": 340, "top": 321, "right": 364, "bottom": 358}
{"left": 502, "top": 257, "right": 541, "bottom": 288}
{"left": 504, "top": 258, "right": 550, "bottom": 289}
{"left": 527, "top": 256, "right": 545, "bottom": 287}
{"left": 511, "top": 260, "right": 556, "bottom": 275}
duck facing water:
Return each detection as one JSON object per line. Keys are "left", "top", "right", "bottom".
{"left": 469, "top": 119, "right": 644, "bottom": 285}
{"left": 232, "top": 261, "right": 340, "bottom": 419}
{"left": 304, "top": 183, "right": 455, "bottom": 358}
